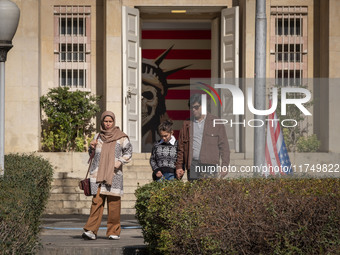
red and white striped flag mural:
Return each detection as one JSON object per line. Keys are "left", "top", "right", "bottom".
{"left": 141, "top": 23, "right": 211, "bottom": 150}
{"left": 265, "top": 100, "right": 292, "bottom": 176}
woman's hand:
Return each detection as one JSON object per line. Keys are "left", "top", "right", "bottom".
{"left": 115, "top": 160, "right": 122, "bottom": 169}
{"left": 90, "top": 140, "right": 98, "bottom": 149}
{"left": 156, "top": 171, "right": 163, "bottom": 178}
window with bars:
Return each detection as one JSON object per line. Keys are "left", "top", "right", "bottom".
{"left": 60, "top": 17, "right": 85, "bottom": 35}
{"left": 54, "top": 6, "right": 91, "bottom": 89}
{"left": 276, "top": 44, "right": 301, "bottom": 62}
{"left": 276, "top": 18, "right": 301, "bottom": 36}
{"left": 276, "top": 70, "right": 302, "bottom": 86}
{"left": 59, "top": 44, "right": 85, "bottom": 62}
{"left": 270, "top": 6, "right": 308, "bottom": 86}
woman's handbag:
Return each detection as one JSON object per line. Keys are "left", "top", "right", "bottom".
{"left": 79, "top": 177, "right": 91, "bottom": 196}
{"left": 79, "top": 156, "right": 94, "bottom": 196}
{"left": 79, "top": 136, "right": 98, "bottom": 196}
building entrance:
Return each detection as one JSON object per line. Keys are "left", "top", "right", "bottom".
{"left": 122, "top": 6, "right": 239, "bottom": 153}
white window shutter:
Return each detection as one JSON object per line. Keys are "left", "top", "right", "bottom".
{"left": 220, "top": 7, "right": 240, "bottom": 152}
{"left": 122, "top": 6, "right": 141, "bottom": 152}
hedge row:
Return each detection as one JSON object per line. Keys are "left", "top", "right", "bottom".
{"left": 0, "top": 154, "right": 53, "bottom": 255}
{"left": 135, "top": 178, "right": 339, "bottom": 254}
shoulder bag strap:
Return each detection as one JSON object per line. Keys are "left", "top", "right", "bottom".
{"left": 84, "top": 135, "right": 100, "bottom": 179}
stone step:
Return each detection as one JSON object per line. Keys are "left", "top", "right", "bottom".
{"left": 124, "top": 186, "right": 141, "bottom": 194}
{"left": 129, "top": 159, "right": 151, "bottom": 166}
{"left": 121, "top": 200, "right": 136, "bottom": 209}
{"left": 124, "top": 169, "right": 153, "bottom": 179}
{"left": 124, "top": 178, "right": 152, "bottom": 187}
{"left": 125, "top": 165, "right": 152, "bottom": 172}
{"left": 52, "top": 178, "right": 79, "bottom": 186}
{"left": 45, "top": 152, "right": 255, "bottom": 216}
{"left": 131, "top": 152, "right": 246, "bottom": 160}
{"left": 49, "top": 193, "right": 81, "bottom": 201}
{"left": 122, "top": 193, "right": 137, "bottom": 201}
{"left": 125, "top": 153, "right": 252, "bottom": 175}
{"left": 131, "top": 153, "right": 150, "bottom": 160}
{"left": 123, "top": 167, "right": 152, "bottom": 178}
{"left": 121, "top": 208, "right": 136, "bottom": 214}
{"left": 124, "top": 162, "right": 258, "bottom": 174}
{"left": 230, "top": 152, "right": 246, "bottom": 159}
{"left": 231, "top": 159, "right": 254, "bottom": 166}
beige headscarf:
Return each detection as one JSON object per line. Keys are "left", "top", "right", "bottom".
{"left": 96, "top": 111, "right": 127, "bottom": 184}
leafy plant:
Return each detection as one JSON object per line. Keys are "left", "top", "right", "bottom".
{"left": 275, "top": 85, "right": 320, "bottom": 152}
{"left": 296, "top": 134, "right": 321, "bottom": 152}
{"left": 40, "top": 87, "right": 100, "bottom": 152}
{"left": 135, "top": 178, "right": 340, "bottom": 254}
{"left": 0, "top": 154, "right": 53, "bottom": 254}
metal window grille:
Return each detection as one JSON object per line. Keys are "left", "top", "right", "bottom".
{"left": 54, "top": 6, "right": 91, "bottom": 89}
{"left": 270, "top": 6, "right": 308, "bottom": 87}
{"left": 269, "top": 6, "right": 310, "bottom": 135}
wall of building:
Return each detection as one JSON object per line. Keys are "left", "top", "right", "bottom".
{"left": 240, "top": 0, "right": 255, "bottom": 158}
{"left": 5, "top": 0, "right": 339, "bottom": 156}
{"left": 328, "top": 0, "right": 340, "bottom": 152}
{"left": 6, "top": 0, "right": 104, "bottom": 153}
{"left": 39, "top": 0, "right": 105, "bottom": 129}
{"left": 318, "top": 0, "right": 329, "bottom": 152}
{"left": 313, "top": 0, "right": 327, "bottom": 151}
{"left": 104, "top": 0, "right": 123, "bottom": 128}
{"left": 5, "top": 0, "right": 248, "bottom": 156}
{"left": 314, "top": 0, "right": 340, "bottom": 153}
{"left": 5, "top": 0, "right": 40, "bottom": 153}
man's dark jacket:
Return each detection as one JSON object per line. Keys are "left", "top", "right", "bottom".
{"left": 175, "top": 113, "right": 230, "bottom": 172}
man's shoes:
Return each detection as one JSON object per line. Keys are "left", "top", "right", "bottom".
{"left": 108, "top": 235, "right": 120, "bottom": 240}
{"left": 82, "top": 230, "right": 96, "bottom": 240}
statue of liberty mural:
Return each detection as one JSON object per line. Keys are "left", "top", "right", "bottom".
{"left": 141, "top": 45, "right": 189, "bottom": 151}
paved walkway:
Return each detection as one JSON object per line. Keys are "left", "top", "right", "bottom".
{"left": 38, "top": 214, "right": 148, "bottom": 255}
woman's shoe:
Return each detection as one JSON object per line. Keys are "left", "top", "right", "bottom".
{"left": 82, "top": 230, "right": 96, "bottom": 240}
{"left": 108, "top": 235, "right": 120, "bottom": 240}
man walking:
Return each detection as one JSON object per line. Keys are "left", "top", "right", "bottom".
{"left": 176, "top": 94, "right": 230, "bottom": 180}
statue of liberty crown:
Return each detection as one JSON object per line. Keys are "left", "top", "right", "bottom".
{"left": 142, "top": 45, "right": 190, "bottom": 96}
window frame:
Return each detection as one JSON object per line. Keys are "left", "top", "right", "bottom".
{"left": 54, "top": 5, "right": 91, "bottom": 90}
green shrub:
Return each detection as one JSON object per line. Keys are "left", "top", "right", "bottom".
{"left": 135, "top": 178, "right": 339, "bottom": 254}
{"left": 275, "top": 85, "right": 320, "bottom": 152}
{"left": 40, "top": 87, "right": 100, "bottom": 152}
{"left": 296, "top": 134, "right": 321, "bottom": 152}
{"left": 0, "top": 154, "right": 53, "bottom": 255}
{"left": 135, "top": 180, "right": 189, "bottom": 253}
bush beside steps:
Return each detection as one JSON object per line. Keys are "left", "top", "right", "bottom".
{"left": 0, "top": 154, "right": 53, "bottom": 255}
{"left": 135, "top": 178, "right": 339, "bottom": 255}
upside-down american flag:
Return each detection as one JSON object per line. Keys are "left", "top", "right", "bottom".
{"left": 265, "top": 100, "right": 292, "bottom": 177}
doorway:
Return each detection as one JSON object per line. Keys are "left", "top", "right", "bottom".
{"left": 122, "top": 6, "right": 239, "bottom": 153}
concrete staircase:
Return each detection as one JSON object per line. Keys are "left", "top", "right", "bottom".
{"left": 121, "top": 153, "right": 153, "bottom": 214}
{"left": 45, "top": 153, "right": 155, "bottom": 215}
{"left": 45, "top": 152, "right": 254, "bottom": 215}
{"left": 121, "top": 152, "right": 257, "bottom": 214}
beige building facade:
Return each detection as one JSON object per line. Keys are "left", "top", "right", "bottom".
{"left": 3, "top": 0, "right": 340, "bottom": 215}
{"left": 4, "top": 0, "right": 340, "bottom": 155}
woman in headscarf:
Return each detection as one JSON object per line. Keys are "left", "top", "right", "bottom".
{"left": 82, "top": 111, "right": 132, "bottom": 240}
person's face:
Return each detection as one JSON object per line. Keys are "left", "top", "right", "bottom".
{"left": 103, "top": 116, "right": 114, "bottom": 130}
{"left": 159, "top": 130, "right": 173, "bottom": 143}
{"left": 191, "top": 102, "right": 202, "bottom": 119}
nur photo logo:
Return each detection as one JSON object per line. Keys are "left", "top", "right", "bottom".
{"left": 194, "top": 80, "right": 312, "bottom": 128}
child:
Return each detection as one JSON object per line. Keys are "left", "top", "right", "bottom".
{"left": 150, "top": 120, "right": 178, "bottom": 181}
